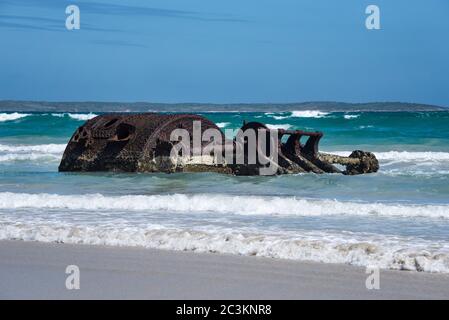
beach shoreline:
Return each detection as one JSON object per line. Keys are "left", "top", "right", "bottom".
{"left": 1, "top": 240, "right": 448, "bottom": 299}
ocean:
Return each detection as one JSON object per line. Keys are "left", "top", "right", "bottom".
{"left": 1, "top": 110, "right": 449, "bottom": 273}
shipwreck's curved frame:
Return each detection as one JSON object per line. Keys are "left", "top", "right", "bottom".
{"left": 59, "top": 113, "right": 379, "bottom": 175}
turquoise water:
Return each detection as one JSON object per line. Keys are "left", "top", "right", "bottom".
{"left": 1, "top": 110, "right": 449, "bottom": 272}
{"left": 3, "top": 111, "right": 449, "bottom": 150}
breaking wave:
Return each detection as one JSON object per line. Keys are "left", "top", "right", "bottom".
{"left": 1, "top": 221, "right": 448, "bottom": 273}
{"left": 0, "top": 112, "right": 31, "bottom": 122}
{"left": 330, "top": 151, "right": 449, "bottom": 162}
{"left": 51, "top": 113, "right": 98, "bottom": 121}
{"left": 0, "top": 153, "right": 61, "bottom": 162}
{"left": 264, "top": 110, "right": 329, "bottom": 119}
{"left": 291, "top": 110, "right": 329, "bottom": 118}
{"left": 1, "top": 192, "right": 448, "bottom": 219}
{"left": 344, "top": 114, "right": 360, "bottom": 119}
{"left": 264, "top": 111, "right": 362, "bottom": 120}
{"left": 266, "top": 124, "right": 291, "bottom": 130}
{"left": 0, "top": 144, "right": 65, "bottom": 163}
{"left": 216, "top": 122, "right": 230, "bottom": 128}
{"left": 0, "top": 112, "right": 97, "bottom": 122}
{"left": 1, "top": 142, "right": 449, "bottom": 168}
{"left": 0, "top": 144, "right": 66, "bottom": 153}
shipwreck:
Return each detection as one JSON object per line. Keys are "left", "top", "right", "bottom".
{"left": 59, "top": 113, "right": 379, "bottom": 175}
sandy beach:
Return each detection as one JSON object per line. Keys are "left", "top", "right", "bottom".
{"left": 0, "top": 240, "right": 448, "bottom": 299}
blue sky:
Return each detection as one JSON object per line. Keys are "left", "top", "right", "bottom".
{"left": 0, "top": 0, "right": 448, "bottom": 106}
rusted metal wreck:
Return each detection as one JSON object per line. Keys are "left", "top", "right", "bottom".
{"left": 59, "top": 113, "right": 379, "bottom": 175}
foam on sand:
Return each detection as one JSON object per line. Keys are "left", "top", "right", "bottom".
{"left": 1, "top": 220, "right": 448, "bottom": 273}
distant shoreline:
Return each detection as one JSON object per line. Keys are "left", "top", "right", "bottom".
{"left": 0, "top": 100, "right": 447, "bottom": 113}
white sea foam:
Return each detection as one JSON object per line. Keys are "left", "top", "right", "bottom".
{"left": 216, "top": 122, "right": 230, "bottom": 128}
{"left": 67, "top": 113, "right": 98, "bottom": 120}
{"left": 291, "top": 110, "right": 329, "bottom": 118}
{"left": 329, "top": 151, "right": 449, "bottom": 162}
{"left": 0, "top": 112, "right": 31, "bottom": 122}
{"left": 50, "top": 113, "right": 65, "bottom": 118}
{"left": 344, "top": 114, "right": 360, "bottom": 119}
{"left": 381, "top": 168, "right": 449, "bottom": 177}
{"left": 0, "top": 143, "right": 65, "bottom": 162}
{"left": 1, "top": 142, "right": 449, "bottom": 167}
{"left": 377, "top": 151, "right": 449, "bottom": 162}
{"left": 1, "top": 192, "right": 448, "bottom": 219}
{"left": 266, "top": 124, "right": 291, "bottom": 130}
{"left": 0, "top": 144, "right": 66, "bottom": 154}
{"left": 263, "top": 112, "right": 289, "bottom": 120}
{"left": 273, "top": 116, "right": 288, "bottom": 120}
{"left": 0, "top": 221, "right": 448, "bottom": 273}
{"left": 264, "top": 110, "right": 328, "bottom": 119}
{"left": 0, "top": 153, "right": 61, "bottom": 162}
{"left": 50, "top": 113, "right": 97, "bottom": 120}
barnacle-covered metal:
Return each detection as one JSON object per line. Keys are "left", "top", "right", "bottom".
{"left": 59, "top": 113, "right": 379, "bottom": 175}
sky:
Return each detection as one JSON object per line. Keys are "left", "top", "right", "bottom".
{"left": 0, "top": 0, "right": 448, "bottom": 106}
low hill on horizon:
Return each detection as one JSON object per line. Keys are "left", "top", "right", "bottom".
{"left": 0, "top": 100, "right": 447, "bottom": 113}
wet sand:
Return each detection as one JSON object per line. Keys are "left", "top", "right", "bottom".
{"left": 1, "top": 240, "right": 448, "bottom": 299}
